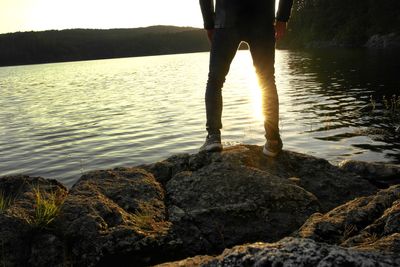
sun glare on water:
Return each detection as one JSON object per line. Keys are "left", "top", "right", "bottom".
{"left": 248, "top": 68, "right": 264, "bottom": 121}
{"left": 231, "top": 48, "right": 285, "bottom": 122}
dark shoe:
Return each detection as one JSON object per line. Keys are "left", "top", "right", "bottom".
{"left": 263, "top": 139, "right": 283, "bottom": 157}
{"left": 199, "top": 134, "right": 222, "bottom": 152}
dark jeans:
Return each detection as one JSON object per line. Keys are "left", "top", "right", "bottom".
{"left": 205, "top": 26, "right": 280, "bottom": 140}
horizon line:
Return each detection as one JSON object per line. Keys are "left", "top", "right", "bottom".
{"left": 0, "top": 24, "right": 203, "bottom": 35}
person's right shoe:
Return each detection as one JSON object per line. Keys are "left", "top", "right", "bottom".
{"left": 199, "top": 133, "right": 223, "bottom": 152}
{"left": 263, "top": 139, "right": 283, "bottom": 157}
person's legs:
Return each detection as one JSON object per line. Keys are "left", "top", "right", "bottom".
{"left": 200, "top": 28, "right": 240, "bottom": 152}
{"left": 247, "top": 27, "right": 281, "bottom": 143}
{"left": 205, "top": 28, "right": 241, "bottom": 135}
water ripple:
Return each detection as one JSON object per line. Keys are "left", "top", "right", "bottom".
{"left": 0, "top": 50, "right": 399, "bottom": 187}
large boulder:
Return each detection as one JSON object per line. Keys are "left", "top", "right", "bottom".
{"left": 339, "top": 160, "right": 400, "bottom": 187}
{"left": 145, "top": 144, "right": 378, "bottom": 259}
{"left": 165, "top": 159, "right": 320, "bottom": 256}
{"left": 54, "top": 167, "right": 171, "bottom": 266}
{"left": 145, "top": 145, "right": 377, "bottom": 211}
{"left": 0, "top": 175, "right": 67, "bottom": 267}
{"left": 156, "top": 237, "right": 400, "bottom": 267}
{"left": 297, "top": 185, "right": 400, "bottom": 253}
{"left": 55, "top": 146, "right": 322, "bottom": 265}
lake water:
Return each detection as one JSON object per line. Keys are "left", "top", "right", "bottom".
{"left": 1, "top": 49, "right": 399, "bottom": 187}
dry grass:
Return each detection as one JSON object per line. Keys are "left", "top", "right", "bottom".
{"left": 132, "top": 210, "right": 156, "bottom": 231}
{"left": 26, "top": 187, "right": 65, "bottom": 228}
{"left": 342, "top": 224, "right": 358, "bottom": 240}
{"left": 0, "top": 190, "right": 14, "bottom": 212}
{"left": 131, "top": 201, "right": 170, "bottom": 234}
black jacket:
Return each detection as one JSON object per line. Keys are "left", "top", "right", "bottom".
{"left": 199, "top": 0, "right": 293, "bottom": 29}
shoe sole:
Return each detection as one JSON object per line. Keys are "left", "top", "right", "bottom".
{"left": 262, "top": 145, "right": 281, "bottom": 157}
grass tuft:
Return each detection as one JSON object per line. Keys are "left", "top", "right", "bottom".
{"left": 0, "top": 190, "right": 13, "bottom": 212}
{"left": 26, "top": 187, "right": 64, "bottom": 228}
{"left": 130, "top": 201, "right": 170, "bottom": 234}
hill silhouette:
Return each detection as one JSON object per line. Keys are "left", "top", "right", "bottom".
{"left": 0, "top": 26, "right": 209, "bottom": 67}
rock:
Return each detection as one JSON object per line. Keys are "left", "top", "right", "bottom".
{"left": 0, "top": 212, "right": 31, "bottom": 267}
{"left": 297, "top": 185, "right": 400, "bottom": 253}
{"left": 166, "top": 160, "right": 320, "bottom": 256}
{"left": 156, "top": 144, "right": 376, "bottom": 259}
{"left": 251, "top": 148, "right": 376, "bottom": 212}
{"left": 140, "top": 154, "right": 191, "bottom": 185}
{"left": 147, "top": 145, "right": 376, "bottom": 212}
{"left": 156, "top": 237, "right": 400, "bottom": 267}
{"left": 29, "top": 233, "right": 66, "bottom": 267}
{"left": 0, "top": 145, "right": 385, "bottom": 266}
{"left": 0, "top": 175, "right": 67, "bottom": 267}
{"left": 54, "top": 167, "right": 171, "bottom": 266}
{"left": 339, "top": 160, "right": 400, "bottom": 187}
{"left": 55, "top": 146, "right": 323, "bottom": 265}
{"left": 365, "top": 33, "right": 400, "bottom": 49}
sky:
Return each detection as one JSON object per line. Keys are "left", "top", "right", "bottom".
{"left": 0, "top": 0, "right": 205, "bottom": 34}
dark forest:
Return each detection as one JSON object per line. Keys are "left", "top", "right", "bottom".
{"left": 0, "top": 26, "right": 209, "bottom": 67}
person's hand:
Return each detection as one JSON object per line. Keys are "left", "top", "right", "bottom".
{"left": 275, "top": 21, "right": 287, "bottom": 40}
{"left": 206, "top": 29, "right": 214, "bottom": 43}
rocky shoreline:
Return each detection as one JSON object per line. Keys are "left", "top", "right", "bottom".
{"left": 299, "top": 32, "right": 400, "bottom": 49}
{"left": 1, "top": 145, "right": 399, "bottom": 266}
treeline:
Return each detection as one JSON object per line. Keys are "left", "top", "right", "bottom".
{"left": 1, "top": 1, "right": 399, "bottom": 67}
{"left": 0, "top": 26, "right": 209, "bottom": 67}
{"left": 282, "top": 0, "right": 400, "bottom": 48}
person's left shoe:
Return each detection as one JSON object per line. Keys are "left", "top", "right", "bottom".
{"left": 263, "top": 139, "right": 283, "bottom": 157}
{"left": 199, "top": 134, "right": 223, "bottom": 152}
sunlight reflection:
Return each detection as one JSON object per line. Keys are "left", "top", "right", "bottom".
{"left": 248, "top": 68, "right": 264, "bottom": 121}
{"left": 232, "top": 49, "right": 286, "bottom": 122}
